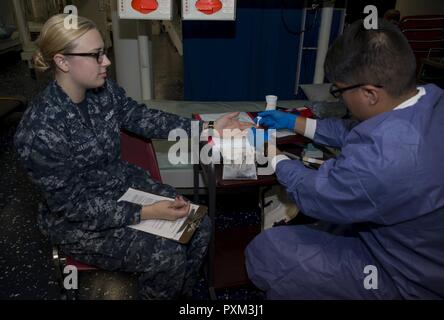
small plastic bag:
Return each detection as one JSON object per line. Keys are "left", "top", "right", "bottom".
{"left": 223, "top": 162, "right": 258, "bottom": 180}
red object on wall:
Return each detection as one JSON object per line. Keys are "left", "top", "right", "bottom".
{"left": 195, "top": 0, "right": 223, "bottom": 15}
{"left": 131, "top": 0, "right": 159, "bottom": 14}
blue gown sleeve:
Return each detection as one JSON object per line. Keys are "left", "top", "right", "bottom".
{"left": 276, "top": 118, "right": 420, "bottom": 225}
{"left": 17, "top": 126, "right": 142, "bottom": 232}
{"left": 313, "top": 118, "right": 359, "bottom": 148}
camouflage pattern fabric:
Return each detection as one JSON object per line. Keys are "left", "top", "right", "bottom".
{"left": 14, "top": 79, "right": 209, "bottom": 299}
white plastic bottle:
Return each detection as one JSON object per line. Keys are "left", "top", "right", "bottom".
{"left": 265, "top": 95, "right": 278, "bottom": 110}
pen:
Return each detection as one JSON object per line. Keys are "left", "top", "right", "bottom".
{"left": 281, "top": 151, "right": 325, "bottom": 166}
{"left": 176, "top": 208, "right": 196, "bottom": 234}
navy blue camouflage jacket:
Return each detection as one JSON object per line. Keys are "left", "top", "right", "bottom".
{"left": 14, "top": 79, "right": 200, "bottom": 245}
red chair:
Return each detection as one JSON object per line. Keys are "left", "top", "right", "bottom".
{"left": 53, "top": 130, "right": 162, "bottom": 298}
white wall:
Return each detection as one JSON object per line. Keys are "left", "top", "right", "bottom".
{"left": 396, "top": 0, "right": 444, "bottom": 17}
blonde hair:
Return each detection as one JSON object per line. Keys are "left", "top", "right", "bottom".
{"left": 33, "top": 14, "right": 97, "bottom": 73}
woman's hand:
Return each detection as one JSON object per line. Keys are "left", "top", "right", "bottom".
{"left": 141, "top": 196, "right": 190, "bottom": 221}
{"left": 214, "top": 112, "right": 253, "bottom": 135}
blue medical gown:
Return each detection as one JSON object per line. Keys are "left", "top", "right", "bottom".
{"left": 245, "top": 84, "right": 444, "bottom": 299}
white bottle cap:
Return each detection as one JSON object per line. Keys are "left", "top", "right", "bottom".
{"left": 265, "top": 95, "right": 278, "bottom": 110}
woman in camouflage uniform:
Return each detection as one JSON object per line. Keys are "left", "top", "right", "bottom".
{"left": 14, "top": 14, "right": 249, "bottom": 299}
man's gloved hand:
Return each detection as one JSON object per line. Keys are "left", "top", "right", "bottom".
{"left": 254, "top": 110, "right": 298, "bottom": 131}
{"left": 247, "top": 127, "right": 268, "bottom": 149}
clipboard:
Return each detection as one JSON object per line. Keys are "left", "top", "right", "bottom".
{"left": 175, "top": 204, "right": 208, "bottom": 244}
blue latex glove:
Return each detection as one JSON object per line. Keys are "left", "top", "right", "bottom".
{"left": 254, "top": 110, "right": 298, "bottom": 131}
{"left": 247, "top": 127, "right": 268, "bottom": 149}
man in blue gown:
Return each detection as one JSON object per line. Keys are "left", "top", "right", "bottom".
{"left": 246, "top": 19, "right": 444, "bottom": 299}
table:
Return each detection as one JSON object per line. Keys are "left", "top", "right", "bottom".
{"left": 193, "top": 133, "right": 312, "bottom": 299}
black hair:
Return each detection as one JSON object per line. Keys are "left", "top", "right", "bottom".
{"left": 325, "top": 19, "right": 417, "bottom": 97}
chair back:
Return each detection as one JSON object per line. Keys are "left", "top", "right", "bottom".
{"left": 120, "top": 130, "right": 162, "bottom": 183}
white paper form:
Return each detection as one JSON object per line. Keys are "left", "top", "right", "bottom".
{"left": 118, "top": 188, "right": 198, "bottom": 241}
